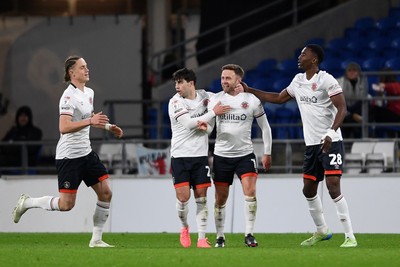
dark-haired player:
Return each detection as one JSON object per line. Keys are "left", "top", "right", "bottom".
{"left": 241, "top": 44, "right": 357, "bottom": 248}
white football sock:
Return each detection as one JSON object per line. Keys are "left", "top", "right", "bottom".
{"left": 91, "top": 201, "right": 110, "bottom": 242}
{"left": 244, "top": 196, "right": 257, "bottom": 236}
{"left": 24, "top": 196, "right": 60, "bottom": 211}
{"left": 214, "top": 204, "right": 226, "bottom": 238}
{"left": 176, "top": 199, "right": 189, "bottom": 228}
{"left": 306, "top": 195, "right": 328, "bottom": 234}
{"left": 195, "top": 197, "right": 208, "bottom": 240}
{"left": 334, "top": 195, "right": 355, "bottom": 239}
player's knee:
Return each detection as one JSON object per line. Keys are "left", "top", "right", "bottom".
{"left": 59, "top": 200, "right": 75, "bottom": 211}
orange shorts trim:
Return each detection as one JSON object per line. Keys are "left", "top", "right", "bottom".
{"left": 241, "top": 172, "right": 258, "bottom": 179}
{"left": 196, "top": 183, "right": 211, "bottom": 189}
{"left": 325, "top": 170, "right": 342, "bottom": 176}
{"left": 59, "top": 189, "right": 78, "bottom": 193}
{"left": 214, "top": 181, "right": 230, "bottom": 187}
{"left": 99, "top": 174, "right": 109, "bottom": 182}
{"left": 303, "top": 174, "right": 317, "bottom": 181}
{"left": 174, "top": 182, "right": 190, "bottom": 189}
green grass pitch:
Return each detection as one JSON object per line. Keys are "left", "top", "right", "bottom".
{"left": 0, "top": 233, "right": 399, "bottom": 267}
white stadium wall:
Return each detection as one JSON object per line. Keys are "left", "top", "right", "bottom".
{"left": 1, "top": 174, "right": 399, "bottom": 234}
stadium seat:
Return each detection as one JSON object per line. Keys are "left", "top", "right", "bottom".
{"left": 354, "top": 16, "right": 375, "bottom": 30}
{"left": 385, "top": 57, "right": 400, "bottom": 70}
{"left": 345, "top": 141, "right": 376, "bottom": 174}
{"left": 305, "top": 37, "right": 325, "bottom": 46}
{"left": 272, "top": 77, "right": 292, "bottom": 93}
{"left": 369, "top": 37, "right": 392, "bottom": 51}
{"left": 209, "top": 78, "right": 221, "bottom": 93}
{"left": 346, "top": 39, "right": 368, "bottom": 54}
{"left": 326, "top": 37, "right": 348, "bottom": 51}
{"left": 320, "top": 58, "right": 342, "bottom": 73}
{"left": 367, "top": 141, "right": 396, "bottom": 172}
{"left": 256, "top": 58, "right": 277, "bottom": 76}
{"left": 362, "top": 57, "right": 385, "bottom": 71}
{"left": 252, "top": 77, "right": 275, "bottom": 92}
{"left": 344, "top": 27, "right": 365, "bottom": 40}
{"left": 390, "top": 37, "right": 400, "bottom": 49}
{"left": 98, "top": 143, "right": 123, "bottom": 173}
{"left": 274, "top": 107, "right": 294, "bottom": 139}
{"left": 375, "top": 17, "right": 396, "bottom": 31}
{"left": 277, "top": 58, "right": 299, "bottom": 75}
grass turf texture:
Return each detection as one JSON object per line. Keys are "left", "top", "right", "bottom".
{"left": 0, "top": 233, "right": 399, "bottom": 267}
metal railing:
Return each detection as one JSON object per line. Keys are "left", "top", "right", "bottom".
{"left": 1, "top": 138, "right": 399, "bottom": 175}
{"left": 148, "top": 0, "right": 329, "bottom": 85}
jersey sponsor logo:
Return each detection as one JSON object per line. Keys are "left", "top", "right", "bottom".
{"left": 219, "top": 113, "right": 247, "bottom": 121}
{"left": 299, "top": 95, "right": 317, "bottom": 103}
{"left": 241, "top": 101, "right": 249, "bottom": 109}
{"left": 191, "top": 109, "right": 208, "bottom": 118}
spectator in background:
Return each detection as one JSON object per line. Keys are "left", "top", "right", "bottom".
{"left": 371, "top": 68, "right": 400, "bottom": 137}
{"left": 0, "top": 106, "right": 43, "bottom": 170}
{"left": 336, "top": 62, "right": 369, "bottom": 138}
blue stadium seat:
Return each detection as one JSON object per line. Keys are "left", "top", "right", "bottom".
{"left": 381, "top": 48, "right": 400, "bottom": 59}
{"left": 256, "top": 58, "right": 277, "bottom": 76}
{"left": 375, "top": 17, "right": 397, "bottom": 31}
{"left": 354, "top": 16, "right": 375, "bottom": 30}
{"left": 272, "top": 77, "right": 292, "bottom": 93}
{"left": 362, "top": 57, "right": 385, "bottom": 71}
{"left": 274, "top": 107, "right": 295, "bottom": 139}
{"left": 277, "top": 59, "right": 298, "bottom": 75}
{"left": 390, "top": 37, "right": 400, "bottom": 49}
{"left": 305, "top": 37, "right": 325, "bottom": 47}
{"left": 369, "top": 37, "right": 392, "bottom": 51}
{"left": 209, "top": 78, "right": 221, "bottom": 93}
{"left": 385, "top": 57, "right": 400, "bottom": 70}
{"left": 340, "top": 58, "right": 363, "bottom": 71}
{"left": 359, "top": 49, "right": 381, "bottom": 59}
{"left": 346, "top": 39, "right": 368, "bottom": 54}
{"left": 320, "top": 58, "right": 342, "bottom": 73}
{"left": 252, "top": 77, "right": 275, "bottom": 92}
{"left": 326, "top": 37, "right": 348, "bottom": 51}
{"left": 344, "top": 27, "right": 365, "bottom": 40}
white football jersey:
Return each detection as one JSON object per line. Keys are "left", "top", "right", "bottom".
{"left": 210, "top": 92, "right": 267, "bottom": 157}
{"left": 286, "top": 70, "right": 343, "bottom": 146}
{"left": 56, "top": 84, "right": 93, "bottom": 159}
{"left": 169, "top": 89, "right": 213, "bottom": 158}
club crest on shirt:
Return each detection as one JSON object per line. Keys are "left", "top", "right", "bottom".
{"left": 89, "top": 97, "right": 93, "bottom": 105}
{"left": 203, "top": 99, "right": 209, "bottom": 106}
{"left": 241, "top": 101, "right": 249, "bottom": 109}
{"left": 311, "top": 83, "right": 317, "bottom": 91}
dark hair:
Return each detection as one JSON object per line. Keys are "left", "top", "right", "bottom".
{"left": 306, "top": 44, "right": 324, "bottom": 64}
{"left": 15, "top": 105, "right": 33, "bottom": 127}
{"left": 221, "top": 64, "right": 245, "bottom": 78}
{"left": 172, "top": 68, "right": 196, "bottom": 85}
{"left": 64, "top": 55, "right": 81, "bottom": 82}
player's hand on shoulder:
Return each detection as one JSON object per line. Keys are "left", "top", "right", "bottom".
{"left": 213, "top": 101, "right": 231, "bottom": 115}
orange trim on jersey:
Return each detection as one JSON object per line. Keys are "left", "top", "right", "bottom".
{"left": 214, "top": 181, "right": 230, "bottom": 187}
{"left": 99, "top": 174, "right": 109, "bottom": 182}
{"left": 303, "top": 174, "right": 317, "bottom": 181}
{"left": 325, "top": 170, "right": 342, "bottom": 176}
{"left": 59, "top": 188, "right": 78, "bottom": 193}
{"left": 196, "top": 183, "right": 211, "bottom": 189}
{"left": 241, "top": 172, "right": 258, "bottom": 179}
{"left": 174, "top": 182, "right": 190, "bottom": 189}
